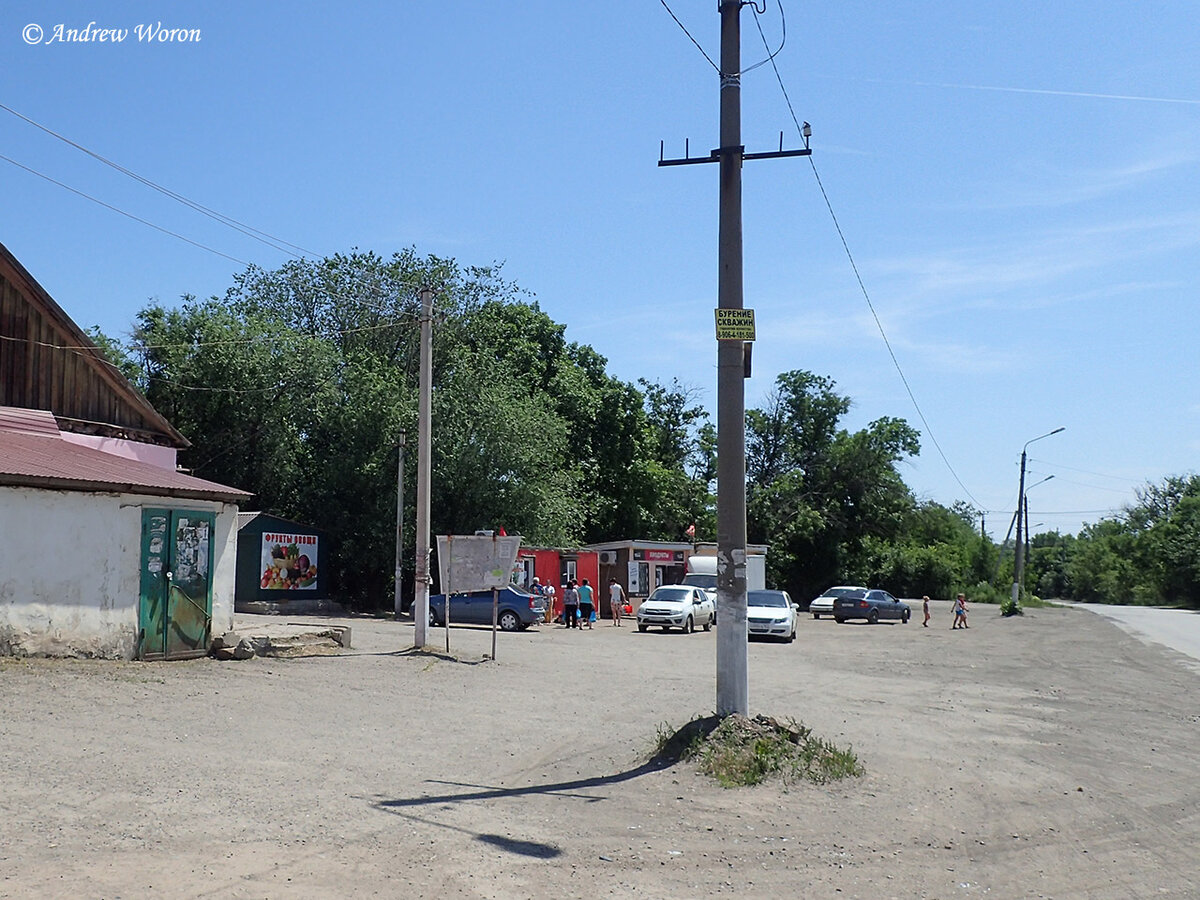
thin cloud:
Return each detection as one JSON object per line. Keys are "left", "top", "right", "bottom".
{"left": 856, "top": 76, "right": 1200, "bottom": 106}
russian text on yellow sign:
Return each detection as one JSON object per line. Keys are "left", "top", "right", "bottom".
{"left": 714, "top": 308, "right": 756, "bottom": 341}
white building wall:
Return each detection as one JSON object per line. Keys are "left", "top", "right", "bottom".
{"left": 0, "top": 486, "right": 238, "bottom": 658}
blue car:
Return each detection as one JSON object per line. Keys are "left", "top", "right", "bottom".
{"left": 428, "top": 587, "right": 545, "bottom": 631}
{"left": 833, "top": 588, "right": 911, "bottom": 624}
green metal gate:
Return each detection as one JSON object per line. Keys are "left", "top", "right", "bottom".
{"left": 139, "top": 509, "right": 216, "bottom": 660}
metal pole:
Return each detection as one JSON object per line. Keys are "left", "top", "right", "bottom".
{"left": 394, "top": 431, "right": 406, "bottom": 618}
{"left": 1011, "top": 450, "right": 1027, "bottom": 609}
{"left": 1011, "top": 427, "right": 1063, "bottom": 610}
{"left": 491, "top": 586, "right": 499, "bottom": 661}
{"left": 413, "top": 288, "right": 434, "bottom": 647}
{"left": 715, "top": 0, "right": 748, "bottom": 717}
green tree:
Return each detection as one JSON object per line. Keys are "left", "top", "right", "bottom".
{"left": 746, "top": 370, "right": 921, "bottom": 602}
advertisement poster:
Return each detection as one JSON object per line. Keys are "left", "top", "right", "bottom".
{"left": 260, "top": 532, "right": 319, "bottom": 590}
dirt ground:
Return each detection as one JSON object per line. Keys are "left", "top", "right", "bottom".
{"left": 2, "top": 599, "right": 1199, "bottom": 899}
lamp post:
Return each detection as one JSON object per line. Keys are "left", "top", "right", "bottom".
{"left": 1012, "top": 428, "right": 1064, "bottom": 609}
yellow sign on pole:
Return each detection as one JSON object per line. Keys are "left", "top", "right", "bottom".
{"left": 715, "top": 308, "right": 756, "bottom": 341}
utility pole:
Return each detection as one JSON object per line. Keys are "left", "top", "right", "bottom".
{"left": 714, "top": 0, "right": 749, "bottom": 717}
{"left": 413, "top": 287, "right": 434, "bottom": 648}
{"left": 660, "top": 1, "right": 810, "bottom": 716}
{"left": 394, "top": 431, "right": 406, "bottom": 618}
{"left": 1012, "top": 453, "right": 1027, "bottom": 609}
{"left": 1011, "top": 428, "right": 1064, "bottom": 610}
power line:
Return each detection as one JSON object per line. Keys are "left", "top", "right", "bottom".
{"left": 0, "top": 101, "right": 316, "bottom": 258}
{"left": 749, "top": 8, "right": 982, "bottom": 509}
{"left": 658, "top": 0, "right": 720, "bottom": 73}
{"left": 1029, "top": 458, "right": 1145, "bottom": 484}
{"left": 0, "top": 152, "right": 250, "bottom": 265}
{"left": 659, "top": 0, "right": 786, "bottom": 76}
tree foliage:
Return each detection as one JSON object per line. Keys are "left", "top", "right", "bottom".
{"left": 90, "top": 250, "right": 1200, "bottom": 612}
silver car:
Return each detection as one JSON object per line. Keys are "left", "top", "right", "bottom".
{"left": 809, "top": 585, "right": 868, "bottom": 620}
{"left": 636, "top": 585, "right": 715, "bottom": 634}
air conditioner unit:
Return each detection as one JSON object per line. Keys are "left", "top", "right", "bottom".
{"left": 598, "top": 550, "right": 617, "bottom": 565}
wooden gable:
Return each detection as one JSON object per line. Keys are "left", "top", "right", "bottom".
{"left": 0, "top": 241, "right": 188, "bottom": 448}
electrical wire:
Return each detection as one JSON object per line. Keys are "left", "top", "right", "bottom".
{"left": 658, "top": 0, "right": 720, "bottom": 73}
{"left": 0, "top": 152, "right": 250, "bottom": 265}
{"left": 659, "top": 0, "right": 786, "bottom": 76}
{"left": 1029, "top": 458, "right": 1145, "bottom": 483}
{"left": 744, "top": 1, "right": 786, "bottom": 75}
{"left": 750, "top": 8, "right": 982, "bottom": 509}
{"left": 0, "top": 101, "right": 316, "bottom": 258}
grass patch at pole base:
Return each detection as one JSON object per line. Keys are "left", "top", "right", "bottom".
{"left": 651, "top": 713, "right": 863, "bottom": 787}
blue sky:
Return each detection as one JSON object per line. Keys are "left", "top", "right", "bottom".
{"left": 3, "top": 1, "right": 1197, "bottom": 539}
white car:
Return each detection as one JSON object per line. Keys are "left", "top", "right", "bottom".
{"left": 637, "top": 585, "right": 715, "bottom": 634}
{"left": 747, "top": 590, "right": 798, "bottom": 642}
{"left": 809, "top": 585, "right": 869, "bottom": 619}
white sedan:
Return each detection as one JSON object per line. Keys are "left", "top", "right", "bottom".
{"left": 809, "top": 585, "right": 869, "bottom": 619}
{"left": 747, "top": 589, "right": 798, "bottom": 642}
{"left": 637, "top": 585, "right": 715, "bottom": 634}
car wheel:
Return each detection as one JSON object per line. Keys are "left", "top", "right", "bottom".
{"left": 429, "top": 608, "right": 440, "bottom": 627}
{"left": 703, "top": 614, "right": 712, "bottom": 632}
{"left": 834, "top": 617, "right": 845, "bottom": 624}
{"left": 868, "top": 609, "right": 879, "bottom": 625}
{"left": 498, "top": 610, "right": 521, "bottom": 632}
{"left": 812, "top": 612, "right": 820, "bottom": 619}
{"left": 638, "top": 623, "right": 648, "bottom": 633}
{"left": 789, "top": 627, "right": 796, "bottom": 642}
{"left": 902, "top": 610, "right": 910, "bottom": 624}
{"left": 681, "top": 616, "right": 693, "bottom": 634}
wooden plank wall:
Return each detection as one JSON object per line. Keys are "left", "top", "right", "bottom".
{"left": 0, "top": 269, "right": 146, "bottom": 434}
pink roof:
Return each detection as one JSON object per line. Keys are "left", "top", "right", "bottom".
{"left": 0, "top": 429, "right": 250, "bottom": 502}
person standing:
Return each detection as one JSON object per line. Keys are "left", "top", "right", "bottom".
{"left": 608, "top": 578, "right": 625, "bottom": 626}
{"left": 952, "top": 593, "right": 968, "bottom": 629}
{"left": 563, "top": 580, "right": 580, "bottom": 629}
{"left": 578, "top": 579, "right": 595, "bottom": 629}
{"left": 922, "top": 595, "right": 930, "bottom": 627}
{"left": 530, "top": 576, "right": 546, "bottom": 622}
{"left": 544, "top": 583, "right": 556, "bottom": 624}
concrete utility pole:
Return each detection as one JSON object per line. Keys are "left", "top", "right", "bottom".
{"left": 394, "top": 431, "right": 406, "bottom": 618}
{"left": 1011, "top": 428, "right": 1063, "bottom": 610}
{"left": 714, "top": 0, "right": 749, "bottom": 717}
{"left": 659, "top": 0, "right": 811, "bottom": 717}
{"left": 413, "top": 288, "right": 435, "bottom": 647}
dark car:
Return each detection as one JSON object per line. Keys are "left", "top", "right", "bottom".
{"left": 428, "top": 587, "right": 545, "bottom": 631}
{"left": 833, "top": 588, "right": 911, "bottom": 624}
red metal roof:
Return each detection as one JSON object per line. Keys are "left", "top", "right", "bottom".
{"left": 0, "top": 407, "right": 60, "bottom": 437}
{"left": 0, "top": 430, "right": 250, "bottom": 502}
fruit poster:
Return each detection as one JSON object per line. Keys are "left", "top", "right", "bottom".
{"left": 260, "top": 532, "right": 319, "bottom": 590}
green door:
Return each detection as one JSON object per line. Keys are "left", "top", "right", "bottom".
{"left": 139, "top": 509, "right": 215, "bottom": 660}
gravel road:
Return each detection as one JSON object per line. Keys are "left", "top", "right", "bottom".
{"left": 2, "top": 599, "right": 1198, "bottom": 899}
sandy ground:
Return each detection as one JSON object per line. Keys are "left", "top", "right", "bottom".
{"left": 2, "top": 600, "right": 1199, "bottom": 899}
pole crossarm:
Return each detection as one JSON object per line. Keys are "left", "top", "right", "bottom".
{"left": 659, "top": 130, "right": 811, "bottom": 167}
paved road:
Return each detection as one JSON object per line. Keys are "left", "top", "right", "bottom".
{"left": 1066, "top": 601, "right": 1200, "bottom": 666}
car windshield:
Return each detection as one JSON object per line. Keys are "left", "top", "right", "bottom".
{"left": 649, "top": 587, "right": 692, "bottom": 603}
{"left": 683, "top": 574, "right": 717, "bottom": 589}
{"left": 747, "top": 591, "right": 789, "bottom": 608}
{"left": 828, "top": 588, "right": 866, "bottom": 600}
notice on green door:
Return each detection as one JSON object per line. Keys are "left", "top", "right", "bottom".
{"left": 714, "top": 308, "right": 756, "bottom": 340}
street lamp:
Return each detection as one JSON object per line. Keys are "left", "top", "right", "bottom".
{"left": 1012, "top": 428, "right": 1064, "bottom": 609}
